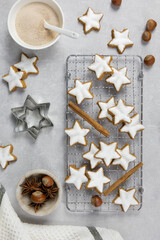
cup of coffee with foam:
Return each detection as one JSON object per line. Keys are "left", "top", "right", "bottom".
{"left": 8, "top": 0, "right": 64, "bottom": 50}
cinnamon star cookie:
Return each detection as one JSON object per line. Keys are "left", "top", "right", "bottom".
{"left": 108, "top": 99, "right": 134, "bottom": 125}
{"left": 68, "top": 79, "right": 94, "bottom": 104}
{"left": 108, "top": 29, "right": 133, "bottom": 54}
{"left": 78, "top": 8, "right": 103, "bottom": 34}
{"left": 95, "top": 141, "right": 120, "bottom": 167}
{"left": 83, "top": 143, "right": 102, "bottom": 169}
{"left": 97, "top": 97, "right": 116, "bottom": 122}
{"left": 119, "top": 113, "right": 145, "bottom": 139}
{"left": 106, "top": 67, "right": 131, "bottom": 91}
{"left": 113, "top": 188, "right": 139, "bottom": 212}
{"left": 2, "top": 66, "right": 26, "bottom": 92}
{"left": 65, "top": 120, "right": 90, "bottom": 146}
{"left": 112, "top": 144, "right": 136, "bottom": 170}
{"left": 14, "top": 52, "right": 39, "bottom": 77}
{"left": 88, "top": 54, "right": 113, "bottom": 80}
{"left": 0, "top": 144, "right": 17, "bottom": 169}
{"left": 65, "top": 165, "right": 88, "bottom": 190}
{"left": 86, "top": 167, "right": 110, "bottom": 194}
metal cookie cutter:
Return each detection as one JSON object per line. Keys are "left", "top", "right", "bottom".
{"left": 11, "top": 95, "right": 53, "bottom": 139}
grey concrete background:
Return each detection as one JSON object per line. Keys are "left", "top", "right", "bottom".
{"left": 0, "top": 0, "right": 160, "bottom": 239}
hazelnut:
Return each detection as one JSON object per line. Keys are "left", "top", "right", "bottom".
{"left": 112, "top": 0, "right": 122, "bottom": 7}
{"left": 142, "top": 31, "right": 151, "bottom": 42}
{"left": 144, "top": 55, "right": 155, "bottom": 66}
{"left": 146, "top": 19, "right": 157, "bottom": 31}
{"left": 91, "top": 195, "right": 103, "bottom": 207}
{"left": 42, "top": 175, "right": 54, "bottom": 187}
{"left": 31, "top": 191, "right": 46, "bottom": 204}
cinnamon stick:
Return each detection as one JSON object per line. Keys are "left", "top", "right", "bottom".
{"left": 68, "top": 101, "right": 110, "bottom": 137}
{"left": 103, "top": 162, "right": 143, "bottom": 196}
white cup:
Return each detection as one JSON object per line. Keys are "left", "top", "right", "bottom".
{"left": 8, "top": 0, "right": 64, "bottom": 50}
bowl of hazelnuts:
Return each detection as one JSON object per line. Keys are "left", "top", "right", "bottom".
{"left": 16, "top": 169, "right": 62, "bottom": 216}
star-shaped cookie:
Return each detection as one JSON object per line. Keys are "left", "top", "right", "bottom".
{"left": 78, "top": 8, "right": 103, "bottom": 34}
{"left": 106, "top": 67, "right": 131, "bottom": 91}
{"left": 88, "top": 54, "right": 113, "bottom": 80}
{"left": 95, "top": 141, "right": 120, "bottom": 167}
{"left": 2, "top": 66, "right": 26, "bottom": 92}
{"left": 83, "top": 143, "right": 102, "bottom": 169}
{"left": 108, "top": 99, "right": 134, "bottom": 125}
{"left": 65, "top": 165, "right": 88, "bottom": 190}
{"left": 112, "top": 144, "right": 136, "bottom": 170}
{"left": 108, "top": 29, "right": 133, "bottom": 54}
{"left": 0, "top": 145, "right": 17, "bottom": 169}
{"left": 14, "top": 52, "right": 39, "bottom": 77}
{"left": 97, "top": 97, "right": 116, "bottom": 122}
{"left": 86, "top": 167, "right": 110, "bottom": 194}
{"left": 119, "top": 113, "right": 145, "bottom": 139}
{"left": 68, "top": 79, "right": 94, "bottom": 104}
{"left": 113, "top": 188, "right": 139, "bottom": 212}
{"left": 65, "top": 120, "right": 90, "bottom": 146}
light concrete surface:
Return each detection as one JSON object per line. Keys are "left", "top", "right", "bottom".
{"left": 0, "top": 0, "right": 160, "bottom": 239}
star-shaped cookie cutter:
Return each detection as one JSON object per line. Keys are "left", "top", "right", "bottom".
{"left": 11, "top": 95, "right": 53, "bottom": 139}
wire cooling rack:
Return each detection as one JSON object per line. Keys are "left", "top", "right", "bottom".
{"left": 65, "top": 55, "right": 143, "bottom": 212}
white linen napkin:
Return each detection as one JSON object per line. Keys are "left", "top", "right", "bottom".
{"left": 0, "top": 188, "right": 123, "bottom": 240}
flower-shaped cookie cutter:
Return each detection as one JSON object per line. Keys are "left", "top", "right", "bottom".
{"left": 11, "top": 95, "right": 53, "bottom": 139}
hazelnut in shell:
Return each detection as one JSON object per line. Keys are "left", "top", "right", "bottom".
{"left": 42, "top": 175, "right": 54, "bottom": 187}
{"left": 112, "top": 0, "right": 122, "bottom": 7}
{"left": 146, "top": 19, "right": 157, "bottom": 31}
{"left": 144, "top": 55, "right": 155, "bottom": 66}
{"left": 16, "top": 169, "right": 62, "bottom": 216}
{"left": 142, "top": 31, "right": 151, "bottom": 42}
{"left": 91, "top": 195, "right": 103, "bottom": 207}
{"left": 31, "top": 191, "right": 46, "bottom": 204}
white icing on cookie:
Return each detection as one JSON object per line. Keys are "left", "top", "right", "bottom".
{"left": 120, "top": 113, "right": 145, "bottom": 139}
{"left": 65, "top": 165, "right": 88, "bottom": 190}
{"left": 88, "top": 54, "right": 113, "bottom": 80}
{"left": 0, "top": 145, "right": 17, "bottom": 169}
{"left": 97, "top": 97, "right": 115, "bottom": 121}
{"left": 78, "top": 8, "right": 103, "bottom": 34}
{"left": 83, "top": 143, "right": 102, "bottom": 169}
{"left": 113, "top": 188, "right": 139, "bottom": 212}
{"left": 108, "top": 29, "right": 133, "bottom": 54}
{"left": 112, "top": 144, "right": 136, "bottom": 170}
{"left": 95, "top": 141, "right": 120, "bottom": 167}
{"left": 14, "top": 53, "right": 38, "bottom": 75}
{"left": 106, "top": 67, "right": 131, "bottom": 91}
{"left": 86, "top": 167, "right": 110, "bottom": 193}
{"left": 65, "top": 120, "right": 90, "bottom": 146}
{"left": 2, "top": 66, "right": 26, "bottom": 92}
{"left": 68, "top": 79, "right": 93, "bottom": 104}
{"left": 109, "top": 99, "right": 134, "bottom": 125}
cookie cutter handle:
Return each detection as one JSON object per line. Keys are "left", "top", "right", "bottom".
{"left": 44, "top": 21, "right": 79, "bottom": 39}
